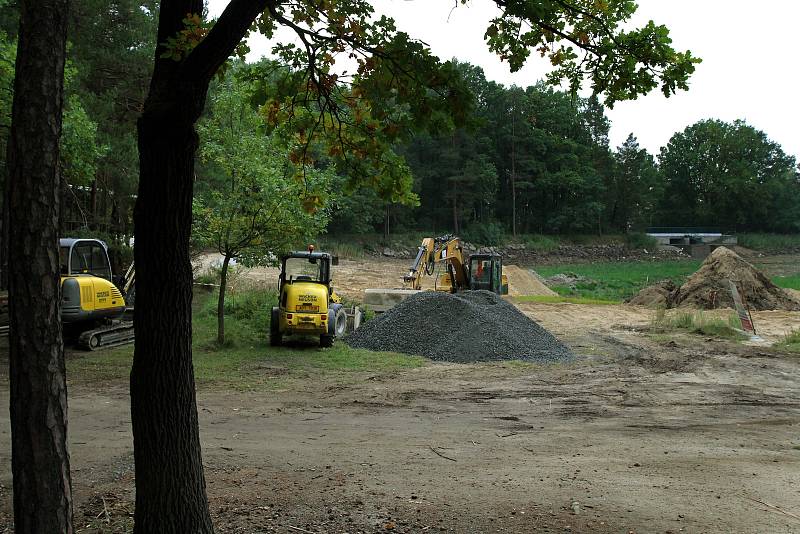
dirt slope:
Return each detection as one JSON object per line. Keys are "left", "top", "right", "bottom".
{"left": 503, "top": 265, "right": 557, "bottom": 296}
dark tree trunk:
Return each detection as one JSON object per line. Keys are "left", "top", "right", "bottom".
{"left": 131, "top": 95, "right": 213, "bottom": 533}
{"left": 0, "top": 186, "right": 8, "bottom": 290}
{"left": 383, "top": 203, "right": 390, "bottom": 240}
{"left": 217, "top": 254, "right": 231, "bottom": 345}
{"left": 90, "top": 179, "right": 97, "bottom": 228}
{"left": 130, "top": 1, "right": 270, "bottom": 531}
{"left": 451, "top": 181, "right": 459, "bottom": 234}
{"left": 7, "top": 0, "right": 73, "bottom": 532}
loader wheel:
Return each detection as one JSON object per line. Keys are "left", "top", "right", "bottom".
{"left": 320, "top": 334, "right": 334, "bottom": 348}
{"left": 269, "top": 307, "right": 282, "bottom": 347}
{"left": 333, "top": 307, "right": 347, "bottom": 338}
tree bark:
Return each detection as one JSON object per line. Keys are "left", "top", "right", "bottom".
{"left": 130, "top": 1, "right": 270, "bottom": 531}
{"left": 7, "top": 0, "right": 73, "bottom": 532}
{"left": 131, "top": 91, "right": 214, "bottom": 533}
{"left": 217, "top": 254, "right": 231, "bottom": 345}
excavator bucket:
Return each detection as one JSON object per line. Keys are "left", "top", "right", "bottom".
{"left": 363, "top": 288, "right": 422, "bottom": 314}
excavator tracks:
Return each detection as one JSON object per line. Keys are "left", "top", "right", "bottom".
{"left": 77, "top": 320, "right": 135, "bottom": 350}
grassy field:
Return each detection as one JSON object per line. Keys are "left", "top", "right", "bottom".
{"left": 68, "top": 290, "right": 423, "bottom": 389}
{"left": 773, "top": 274, "right": 800, "bottom": 290}
{"left": 533, "top": 260, "right": 702, "bottom": 301}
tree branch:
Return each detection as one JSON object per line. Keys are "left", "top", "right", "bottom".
{"left": 182, "top": 0, "right": 273, "bottom": 83}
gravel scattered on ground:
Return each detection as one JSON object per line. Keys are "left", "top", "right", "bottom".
{"left": 345, "top": 290, "right": 574, "bottom": 363}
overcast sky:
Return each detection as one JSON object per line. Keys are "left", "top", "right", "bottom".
{"left": 208, "top": 1, "right": 800, "bottom": 161}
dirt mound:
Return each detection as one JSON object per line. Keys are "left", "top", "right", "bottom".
{"left": 544, "top": 272, "right": 587, "bottom": 288}
{"left": 672, "top": 247, "right": 800, "bottom": 311}
{"left": 503, "top": 265, "right": 557, "bottom": 296}
{"left": 627, "top": 280, "right": 677, "bottom": 308}
{"left": 345, "top": 290, "right": 573, "bottom": 363}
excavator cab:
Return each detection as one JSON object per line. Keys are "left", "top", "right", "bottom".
{"left": 468, "top": 254, "right": 508, "bottom": 295}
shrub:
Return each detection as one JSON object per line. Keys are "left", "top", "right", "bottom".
{"left": 461, "top": 221, "right": 506, "bottom": 246}
{"left": 625, "top": 232, "right": 658, "bottom": 250}
{"left": 651, "top": 310, "right": 744, "bottom": 339}
{"left": 522, "top": 234, "right": 559, "bottom": 252}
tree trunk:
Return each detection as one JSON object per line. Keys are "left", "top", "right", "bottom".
{"left": 451, "top": 182, "right": 459, "bottom": 234}
{"left": 7, "top": 0, "right": 73, "bottom": 532}
{"left": 383, "top": 203, "right": 391, "bottom": 240}
{"left": 131, "top": 94, "right": 214, "bottom": 533}
{"left": 510, "top": 96, "right": 517, "bottom": 238}
{"left": 0, "top": 182, "right": 8, "bottom": 290}
{"left": 217, "top": 254, "right": 231, "bottom": 345}
{"left": 90, "top": 179, "right": 97, "bottom": 229}
{"left": 129, "top": 1, "right": 271, "bottom": 531}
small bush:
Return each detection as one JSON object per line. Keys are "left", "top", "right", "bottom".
{"left": 317, "top": 239, "right": 367, "bottom": 260}
{"left": 739, "top": 233, "right": 800, "bottom": 252}
{"left": 625, "top": 232, "right": 658, "bottom": 250}
{"left": 461, "top": 221, "right": 506, "bottom": 246}
{"left": 651, "top": 310, "right": 744, "bottom": 339}
{"left": 778, "top": 329, "right": 800, "bottom": 353}
{"left": 521, "top": 234, "right": 559, "bottom": 252}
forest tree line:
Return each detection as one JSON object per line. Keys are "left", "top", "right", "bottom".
{"left": 1, "top": 1, "right": 798, "bottom": 255}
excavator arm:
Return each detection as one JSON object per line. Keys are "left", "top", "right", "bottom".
{"left": 403, "top": 235, "right": 469, "bottom": 291}
{"left": 403, "top": 237, "right": 435, "bottom": 290}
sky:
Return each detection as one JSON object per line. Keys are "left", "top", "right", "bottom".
{"left": 207, "top": 1, "right": 800, "bottom": 161}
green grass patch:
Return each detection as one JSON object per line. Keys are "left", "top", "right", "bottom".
{"left": 68, "top": 289, "right": 423, "bottom": 389}
{"left": 739, "top": 233, "right": 800, "bottom": 252}
{"left": 513, "top": 295, "right": 621, "bottom": 305}
{"left": 534, "top": 260, "right": 701, "bottom": 301}
{"left": 651, "top": 309, "right": 745, "bottom": 340}
{"left": 773, "top": 274, "right": 800, "bottom": 290}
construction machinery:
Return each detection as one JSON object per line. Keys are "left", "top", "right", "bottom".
{"left": 364, "top": 235, "right": 508, "bottom": 313}
{"left": 60, "top": 238, "right": 135, "bottom": 350}
{"left": 403, "top": 235, "right": 508, "bottom": 294}
{"left": 270, "top": 246, "right": 361, "bottom": 347}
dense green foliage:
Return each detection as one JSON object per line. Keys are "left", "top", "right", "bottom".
{"left": 659, "top": 120, "right": 800, "bottom": 232}
{"left": 0, "top": 0, "right": 795, "bottom": 251}
{"left": 193, "top": 76, "right": 330, "bottom": 265}
{"left": 333, "top": 75, "right": 800, "bottom": 238}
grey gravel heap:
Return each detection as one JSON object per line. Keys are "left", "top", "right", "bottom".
{"left": 345, "top": 290, "right": 573, "bottom": 363}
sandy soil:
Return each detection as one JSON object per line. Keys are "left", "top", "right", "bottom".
{"left": 1, "top": 258, "right": 800, "bottom": 533}
{"left": 195, "top": 254, "right": 557, "bottom": 300}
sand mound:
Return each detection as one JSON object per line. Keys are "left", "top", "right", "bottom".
{"left": 671, "top": 247, "right": 800, "bottom": 311}
{"left": 345, "top": 290, "right": 573, "bottom": 363}
{"left": 504, "top": 265, "right": 557, "bottom": 296}
{"left": 627, "top": 280, "right": 677, "bottom": 308}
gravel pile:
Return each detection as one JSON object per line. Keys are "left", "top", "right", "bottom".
{"left": 345, "top": 290, "right": 573, "bottom": 363}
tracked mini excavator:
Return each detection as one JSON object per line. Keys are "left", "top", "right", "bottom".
{"left": 364, "top": 235, "right": 508, "bottom": 313}
{"left": 60, "top": 238, "right": 135, "bottom": 350}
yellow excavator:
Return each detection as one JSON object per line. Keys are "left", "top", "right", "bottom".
{"left": 403, "top": 235, "right": 508, "bottom": 294}
{"left": 270, "top": 245, "right": 361, "bottom": 347}
{"left": 60, "top": 238, "right": 135, "bottom": 350}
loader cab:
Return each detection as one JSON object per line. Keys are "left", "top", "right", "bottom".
{"left": 280, "top": 251, "right": 334, "bottom": 288}
{"left": 468, "top": 254, "right": 505, "bottom": 294}
{"left": 59, "top": 238, "right": 112, "bottom": 281}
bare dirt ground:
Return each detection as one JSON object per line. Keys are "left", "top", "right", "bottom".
{"left": 2, "top": 257, "right": 800, "bottom": 533}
